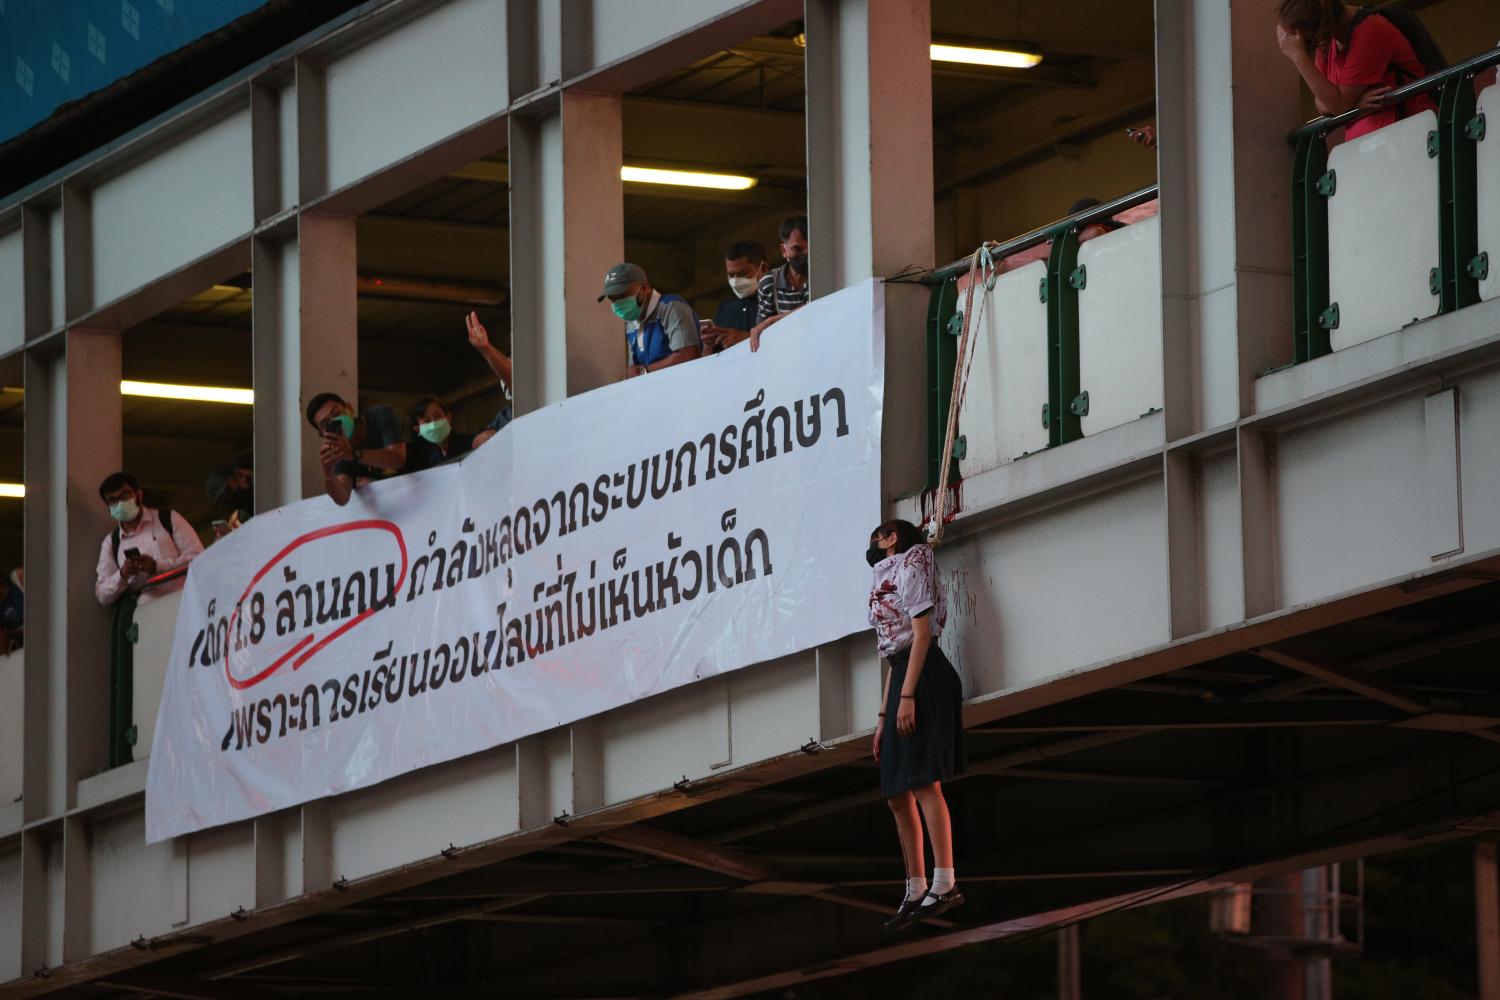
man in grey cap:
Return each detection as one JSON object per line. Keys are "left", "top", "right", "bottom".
{"left": 598, "top": 262, "right": 702, "bottom": 377}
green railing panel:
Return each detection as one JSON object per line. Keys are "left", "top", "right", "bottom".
{"left": 1291, "top": 133, "right": 1332, "bottom": 363}
{"left": 926, "top": 275, "right": 959, "bottom": 491}
{"left": 1045, "top": 227, "right": 1084, "bottom": 447}
{"left": 1438, "top": 75, "right": 1481, "bottom": 314}
{"left": 109, "top": 593, "right": 139, "bottom": 768}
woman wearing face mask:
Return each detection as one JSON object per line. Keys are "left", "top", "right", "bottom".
{"left": 405, "top": 396, "right": 475, "bottom": 473}
{"left": 867, "top": 519, "right": 965, "bottom": 932}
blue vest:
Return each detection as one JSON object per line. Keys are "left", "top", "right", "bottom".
{"left": 626, "top": 294, "right": 696, "bottom": 367}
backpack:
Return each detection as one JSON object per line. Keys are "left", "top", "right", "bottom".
{"left": 112, "top": 506, "right": 174, "bottom": 565}
{"left": 1348, "top": 5, "right": 1447, "bottom": 77}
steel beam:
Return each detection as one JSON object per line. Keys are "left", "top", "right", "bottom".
{"left": 1253, "top": 648, "right": 1429, "bottom": 715}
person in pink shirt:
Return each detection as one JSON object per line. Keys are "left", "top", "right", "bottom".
{"left": 1275, "top": 0, "right": 1439, "bottom": 141}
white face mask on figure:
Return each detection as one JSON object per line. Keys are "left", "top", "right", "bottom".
{"left": 728, "top": 275, "right": 758, "bottom": 299}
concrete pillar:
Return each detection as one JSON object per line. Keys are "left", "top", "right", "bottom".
{"left": 251, "top": 215, "right": 358, "bottom": 507}
{"left": 803, "top": 0, "right": 934, "bottom": 502}
{"left": 1057, "top": 924, "right": 1082, "bottom": 1000}
{"left": 1478, "top": 840, "right": 1500, "bottom": 1000}
{"left": 1257, "top": 872, "right": 1306, "bottom": 1000}
{"left": 22, "top": 329, "right": 121, "bottom": 823}
{"left": 508, "top": 92, "right": 624, "bottom": 414}
{"left": 1155, "top": 0, "right": 1303, "bottom": 438}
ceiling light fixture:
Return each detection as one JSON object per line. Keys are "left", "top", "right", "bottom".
{"left": 621, "top": 166, "right": 758, "bottom": 191}
{"left": 120, "top": 380, "right": 254, "bottom": 405}
{"left": 929, "top": 43, "right": 1042, "bottom": 69}
{"left": 0, "top": 483, "right": 23, "bottom": 499}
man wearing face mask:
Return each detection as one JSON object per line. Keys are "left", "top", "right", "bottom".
{"left": 700, "top": 240, "right": 768, "bottom": 352}
{"left": 306, "top": 392, "right": 411, "bottom": 507}
{"left": 598, "top": 262, "right": 702, "bottom": 378}
{"left": 204, "top": 453, "right": 254, "bottom": 537}
{"left": 750, "top": 215, "right": 810, "bottom": 352}
{"left": 94, "top": 471, "right": 205, "bottom": 606}
{"left": 404, "top": 395, "right": 475, "bottom": 473}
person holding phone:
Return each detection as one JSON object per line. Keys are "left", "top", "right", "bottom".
{"left": 94, "top": 471, "right": 204, "bottom": 605}
{"left": 305, "top": 393, "right": 411, "bottom": 506}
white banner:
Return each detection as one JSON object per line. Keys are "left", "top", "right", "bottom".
{"left": 145, "top": 280, "right": 885, "bottom": 841}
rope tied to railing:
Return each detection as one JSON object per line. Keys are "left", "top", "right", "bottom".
{"left": 930, "top": 241, "right": 996, "bottom": 548}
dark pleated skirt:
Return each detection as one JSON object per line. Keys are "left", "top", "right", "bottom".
{"left": 880, "top": 643, "right": 966, "bottom": 798}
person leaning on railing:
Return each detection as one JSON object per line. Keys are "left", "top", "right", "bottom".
{"left": 748, "top": 215, "right": 809, "bottom": 353}
{"left": 94, "top": 471, "right": 204, "bottom": 606}
{"left": 599, "top": 262, "right": 703, "bottom": 378}
{"left": 404, "top": 395, "right": 475, "bottom": 473}
{"left": 1275, "top": 0, "right": 1443, "bottom": 142}
{"left": 307, "top": 393, "right": 410, "bottom": 507}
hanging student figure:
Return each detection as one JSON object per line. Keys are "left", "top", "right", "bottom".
{"left": 867, "top": 519, "right": 966, "bottom": 932}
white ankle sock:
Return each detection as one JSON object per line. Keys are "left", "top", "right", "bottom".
{"left": 905, "top": 876, "right": 928, "bottom": 902}
{"left": 927, "top": 867, "right": 955, "bottom": 900}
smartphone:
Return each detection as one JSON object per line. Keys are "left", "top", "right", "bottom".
{"left": 321, "top": 418, "right": 341, "bottom": 435}
{"left": 123, "top": 547, "right": 141, "bottom": 561}
{"left": 212, "top": 519, "right": 229, "bottom": 531}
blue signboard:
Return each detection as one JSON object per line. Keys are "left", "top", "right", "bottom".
{"left": 1, "top": 0, "right": 269, "bottom": 145}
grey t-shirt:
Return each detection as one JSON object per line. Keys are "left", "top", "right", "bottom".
{"left": 656, "top": 295, "right": 700, "bottom": 351}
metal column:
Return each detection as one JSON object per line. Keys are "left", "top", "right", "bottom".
{"left": 803, "top": 0, "right": 934, "bottom": 502}
{"left": 1478, "top": 840, "right": 1500, "bottom": 1000}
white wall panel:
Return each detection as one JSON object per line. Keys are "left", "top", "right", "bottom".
{"left": 323, "top": 0, "right": 507, "bottom": 193}
{"left": 1277, "top": 394, "right": 1429, "bottom": 606}
{"left": 591, "top": 0, "right": 749, "bottom": 68}
{"left": 942, "top": 478, "right": 1169, "bottom": 695}
{"left": 186, "top": 824, "right": 254, "bottom": 925}
{"left": 727, "top": 653, "right": 818, "bottom": 768}
{"left": 90, "top": 812, "right": 179, "bottom": 952}
{"left": 0, "top": 650, "right": 20, "bottom": 808}
{"left": 0, "top": 848, "right": 19, "bottom": 982}
{"left": 600, "top": 677, "right": 731, "bottom": 805}
{"left": 92, "top": 109, "right": 254, "bottom": 306}
{"left": 1078, "top": 215, "right": 1164, "bottom": 435}
{"left": 1327, "top": 111, "right": 1440, "bottom": 350}
{"left": 132, "top": 590, "right": 180, "bottom": 759}
{"left": 1480, "top": 84, "right": 1500, "bottom": 302}
{"left": 1200, "top": 450, "right": 1243, "bottom": 629}
{"left": 47, "top": 209, "right": 63, "bottom": 330}
{"left": 276, "top": 83, "right": 299, "bottom": 216}
{"left": 329, "top": 746, "right": 517, "bottom": 881}
{"left": 0, "top": 229, "right": 22, "bottom": 354}
{"left": 1457, "top": 367, "right": 1500, "bottom": 553}
{"left": 957, "top": 260, "right": 1049, "bottom": 478}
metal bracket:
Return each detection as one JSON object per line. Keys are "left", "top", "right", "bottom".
{"left": 1070, "top": 391, "right": 1090, "bottom": 417}
{"left": 126, "top": 623, "right": 139, "bottom": 643}
{"left": 1038, "top": 277, "right": 1048, "bottom": 303}
{"left": 952, "top": 434, "right": 967, "bottom": 460}
{"left": 1069, "top": 264, "right": 1087, "bottom": 290}
{"left": 1430, "top": 266, "right": 1442, "bottom": 296}
{"left": 1467, "top": 112, "right": 1487, "bottom": 142}
{"left": 946, "top": 313, "right": 962, "bottom": 336}
{"left": 1318, "top": 302, "right": 1340, "bottom": 330}
{"left": 1427, "top": 129, "right": 1440, "bottom": 157}
{"left": 1315, "top": 169, "right": 1337, "bottom": 197}
{"left": 1041, "top": 403, "right": 1050, "bottom": 429}
{"left": 125, "top": 725, "right": 137, "bottom": 747}
{"left": 1469, "top": 252, "right": 1490, "bottom": 281}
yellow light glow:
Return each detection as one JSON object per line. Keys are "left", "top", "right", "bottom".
{"left": 620, "top": 166, "right": 758, "bottom": 191}
{"left": 929, "top": 43, "right": 1042, "bottom": 69}
{"left": 120, "top": 380, "right": 254, "bottom": 405}
{"left": 0, "top": 483, "right": 23, "bottom": 499}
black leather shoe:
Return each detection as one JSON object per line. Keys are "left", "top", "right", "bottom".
{"left": 918, "top": 887, "right": 966, "bottom": 921}
{"left": 884, "top": 896, "right": 924, "bottom": 933}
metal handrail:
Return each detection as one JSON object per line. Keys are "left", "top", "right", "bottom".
{"left": 1287, "top": 44, "right": 1500, "bottom": 143}
{"left": 926, "top": 183, "right": 1161, "bottom": 284}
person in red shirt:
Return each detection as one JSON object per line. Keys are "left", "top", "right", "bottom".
{"left": 1275, "top": 0, "right": 1437, "bottom": 141}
